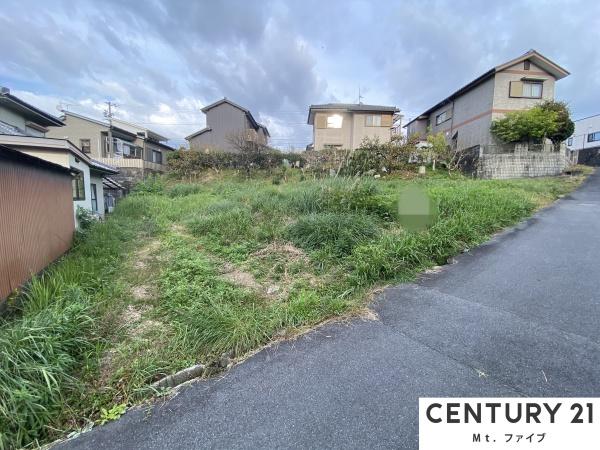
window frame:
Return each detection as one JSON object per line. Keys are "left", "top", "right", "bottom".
{"left": 365, "top": 114, "right": 382, "bottom": 127}
{"left": 80, "top": 138, "right": 91, "bottom": 153}
{"left": 510, "top": 80, "right": 543, "bottom": 99}
{"left": 152, "top": 150, "right": 163, "bottom": 164}
{"left": 72, "top": 172, "right": 86, "bottom": 201}
{"left": 587, "top": 132, "right": 600, "bottom": 143}
{"left": 326, "top": 114, "right": 343, "bottom": 129}
{"left": 567, "top": 137, "right": 573, "bottom": 146}
{"left": 90, "top": 183, "right": 98, "bottom": 212}
{"left": 435, "top": 110, "right": 451, "bottom": 126}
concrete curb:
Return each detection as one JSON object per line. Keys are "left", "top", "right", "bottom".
{"left": 151, "top": 364, "right": 206, "bottom": 390}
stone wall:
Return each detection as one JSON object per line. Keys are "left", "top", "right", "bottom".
{"left": 110, "top": 167, "right": 151, "bottom": 191}
{"left": 478, "top": 152, "right": 568, "bottom": 179}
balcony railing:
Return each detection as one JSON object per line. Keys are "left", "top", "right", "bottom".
{"left": 95, "top": 157, "right": 166, "bottom": 172}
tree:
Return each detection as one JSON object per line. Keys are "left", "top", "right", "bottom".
{"left": 490, "top": 108, "right": 557, "bottom": 142}
{"left": 538, "top": 100, "right": 575, "bottom": 145}
{"left": 425, "top": 132, "right": 448, "bottom": 171}
{"left": 227, "top": 132, "right": 281, "bottom": 176}
{"left": 490, "top": 101, "right": 574, "bottom": 146}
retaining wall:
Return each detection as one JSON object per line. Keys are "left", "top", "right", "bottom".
{"left": 478, "top": 152, "right": 568, "bottom": 179}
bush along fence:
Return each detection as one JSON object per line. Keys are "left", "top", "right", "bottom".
{"left": 167, "top": 147, "right": 305, "bottom": 179}
{"left": 170, "top": 134, "right": 574, "bottom": 181}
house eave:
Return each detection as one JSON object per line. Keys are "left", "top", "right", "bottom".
{"left": 307, "top": 104, "right": 400, "bottom": 125}
{"left": 0, "top": 93, "right": 64, "bottom": 127}
{"left": 185, "top": 127, "right": 211, "bottom": 141}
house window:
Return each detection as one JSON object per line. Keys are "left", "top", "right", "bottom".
{"left": 523, "top": 81, "right": 542, "bottom": 98}
{"left": 327, "top": 114, "right": 343, "bottom": 128}
{"left": 510, "top": 80, "right": 543, "bottom": 98}
{"left": 152, "top": 150, "right": 163, "bottom": 164}
{"left": 80, "top": 139, "right": 91, "bottom": 153}
{"left": 72, "top": 172, "right": 85, "bottom": 201}
{"left": 524, "top": 60, "right": 531, "bottom": 71}
{"left": 567, "top": 137, "right": 573, "bottom": 146}
{"left": 435, "top": 110, "right": 451, "bottom": 125}
{"left": 587, "top": 132, "right": 600, "bottom": 143}
{"left": 365, "top": 115, "right": 381, "bottom": 127}
{"left": 90, "top": 184, "right": 98, "bottom": 213}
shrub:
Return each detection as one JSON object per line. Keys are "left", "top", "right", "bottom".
{"left": 76, "top": 206, "right": 96, "bottom": 231}
{"left": 168, "top": 147, "right": 296, "bottom": 178}
{"left": 490, "top": 101, "right": 574, "bottom": 145}
{"left": 280, "top": 152, "right": 306, "bottom": 167}
{"left": 287, "top": 212, "right": 379, "bottom": 256}
{"left": 132, "top": 175, "right": 165, "bottom": 195}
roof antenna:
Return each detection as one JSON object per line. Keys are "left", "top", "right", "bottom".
{"left": 57, "top": 101, "right": 71, "bottom": 112}
{"left": 358, "top": 86, "right": 364, "bottom": 105}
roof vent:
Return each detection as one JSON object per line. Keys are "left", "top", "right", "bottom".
{"left": 0, "top": 87, "right": 9, "bottom": 94}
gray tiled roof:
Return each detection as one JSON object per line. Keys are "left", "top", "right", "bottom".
{"left": 90, "top": 158, "right": 119, "bottom": 174}
{"left": 0, "top": 120, "right": 27, "bottom": 136}
{"left": 309, "top": 103, "right": 399, "bottom": 112}
{"left": 307, "top": 103, "right": 399, "bottom": 124}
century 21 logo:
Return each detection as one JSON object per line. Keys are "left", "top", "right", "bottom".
{"left": 424, "top": 402, "right": 594, "bottom": 424}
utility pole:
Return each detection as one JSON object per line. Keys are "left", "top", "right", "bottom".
{"left": 104, "top": 101, "right": 117, "bottom": 157}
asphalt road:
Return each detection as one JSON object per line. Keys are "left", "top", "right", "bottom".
{"left": 58, "top": 171, "right": 600, "bottom": 449}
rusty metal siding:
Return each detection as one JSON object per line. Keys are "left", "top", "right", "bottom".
{"left": 0, "top": 157, "right": 74, "bottom": 303}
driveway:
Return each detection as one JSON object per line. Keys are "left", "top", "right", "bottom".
{"left": 59, "top": 171, "right": 600, "bottom": 450}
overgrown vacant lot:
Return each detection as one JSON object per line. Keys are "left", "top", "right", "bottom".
{"left": 0, "top": 168, "right": 591, "bottom": 448}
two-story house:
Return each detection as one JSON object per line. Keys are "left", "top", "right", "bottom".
{"left": 405, "top": 50, "right": 570, "bottom": 152}
{"left": 307, "top": 103, "right": 400, "bottom": 151}
{"left": 0, "top": 87, "right": 118, "bottom": 222}
{"left": 186, "top": 98, "right": 270, "bottom": 152}
{"left": 47, "top": 111, "right": 175, "bottom": 188}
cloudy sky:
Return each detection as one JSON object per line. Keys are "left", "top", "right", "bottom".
{"left": 1, "top": 0, "right": 598, "bottom": 149}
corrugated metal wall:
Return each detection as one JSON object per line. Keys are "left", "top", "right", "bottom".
{"left": 0, "top": 158, "right": 74, "bottom": 303}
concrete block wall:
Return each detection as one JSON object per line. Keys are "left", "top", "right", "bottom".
{"left": 478, "top": 152, "right": 568, "bottom": 179}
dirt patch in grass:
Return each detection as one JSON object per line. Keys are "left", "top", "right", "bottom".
{"left": 132, "top": 285, "right": 151, "bottom": 300}
{"left": 170, "top": 223, "right": 189, "bottom": 236}
{"left": 221, "top": 263, "right": 262, "bottom": 291}
{"left": 98, "top": 349, "right": 118, "bottom": 386}
{"left": 133, "top": 240, "right": 161, "bottom": 269}
{"left": 251, "top": 241, "right": 308, "bottom": 262}
{"left": 248, "top": 241, "right": 320, "bottom": 295}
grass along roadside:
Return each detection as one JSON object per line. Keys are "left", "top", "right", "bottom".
{"left": 0, "top": 167, "right": 592, "bottom": 449}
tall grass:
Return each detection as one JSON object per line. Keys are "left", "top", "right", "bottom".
{"left": 287, "top": 212, "right": 379, "bottom": 256}
{"left": 0, "top": 169, "right": 587, "bottom": 449}
{"left": 0, "top": 204, "right": 143, "bottom": 449}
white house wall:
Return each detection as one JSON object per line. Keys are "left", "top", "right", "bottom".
{"left": 69, "top": 154, "right": 92, "bottom": 226}
{"left": 89, "top": 174, "right": 106, "bottom": 217}
{"left": 567, "top": 114, "right": 600, "bottom": 151}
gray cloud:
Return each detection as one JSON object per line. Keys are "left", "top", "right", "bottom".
{"left": 0, "top": 0, "right": 598, "bottom": 148}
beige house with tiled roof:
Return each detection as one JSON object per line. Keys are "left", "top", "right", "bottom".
{"left": 307, "top": 103, "right": 400, "bottom": 151}
{"left": 405, "top": 50, "right": 570, "bottom": 151}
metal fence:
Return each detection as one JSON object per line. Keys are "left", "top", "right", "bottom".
{"left": 0, "top": 152, "right": 74, "bottom": 306}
